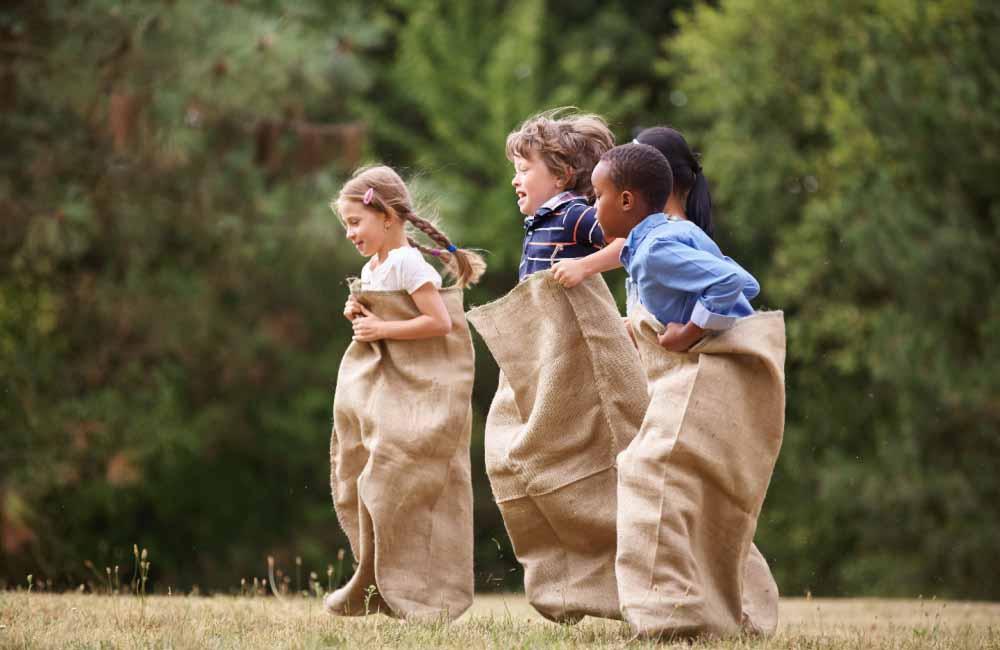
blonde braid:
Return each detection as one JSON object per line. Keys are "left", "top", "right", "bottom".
{"left": 399, "top": 208, "right": 485, "bottom": 288}
{"left": 405, "top": 235, "right": 439, "bottom": 258}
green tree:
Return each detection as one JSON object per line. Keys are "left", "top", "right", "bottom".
{"left": 371, "top": 0, "right": 692, "bottom": 274}
{"left": 667, "top": 0, "right": 1000, "bottom": 598}
{"left": 1, "top": 0, "right": 379, "bottom": 590}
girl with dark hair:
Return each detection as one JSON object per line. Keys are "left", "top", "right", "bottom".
{"left": 550, "top": 125, "right": 715, "bottom": 288}
{"left": 633, "top": 126, "right": 713, "bottom": 237}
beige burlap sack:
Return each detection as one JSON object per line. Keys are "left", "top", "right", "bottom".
{"left": 466, "top": 270, "right": 647, "bottom": 622}
{"left": 327, "top": 284, "right": 474, "bottom": 621}
{"left": 617, "top": 303, "right": 785, "bottom": 639}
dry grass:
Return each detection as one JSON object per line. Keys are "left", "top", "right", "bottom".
{"left": 1, "top": 592, "right": 998, "bottom": 649}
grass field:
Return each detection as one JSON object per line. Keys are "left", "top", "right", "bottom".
{"left": 2, "top": 592, "right": 998, "bottom": 649}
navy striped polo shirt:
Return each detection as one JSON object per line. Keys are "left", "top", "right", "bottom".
{"left": 518, "top": 192, "right": 607, "bottom": 280}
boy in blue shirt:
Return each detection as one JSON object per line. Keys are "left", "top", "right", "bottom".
{"left": 592, "top": 142, "right": 785, "bottom": 639}
{"left": 591, "top": 142, "right": 760, "bottom": 349}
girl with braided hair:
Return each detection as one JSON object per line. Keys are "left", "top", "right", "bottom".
{"left": 325, "top": 164, "right": 484, "bottom": 620}
{"left": 334, "top": 165, "right": 485, "bottom": 342}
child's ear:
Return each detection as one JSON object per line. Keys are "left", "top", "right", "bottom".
{"left": 621, "top": 189, "right": 635, "bottom": 211}
{"left": 382, "top": 205, "right": 399, "bottom": 223}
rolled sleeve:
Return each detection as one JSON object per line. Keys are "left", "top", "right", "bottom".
{"left": 697, "top": 268, "right": 746, "bottom": 329}
{"left": 691, "top": 300, "right": 739, "bottom": 330}
{"left": 644, "top": 239, "right": 754, "bottom": 329}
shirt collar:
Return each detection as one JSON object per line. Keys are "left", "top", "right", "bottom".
{"left": 538, "top": 190, "right": 581, "bottom": 213}
{"left": 524, "top": 191, "right": 584, "bottom": 228}
{"left": 621, "top": 212, "right": 673, "bottom": 270}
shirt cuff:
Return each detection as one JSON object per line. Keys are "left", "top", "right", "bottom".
{"left": 691, "top": 300, "right": 737, "bottom": 331}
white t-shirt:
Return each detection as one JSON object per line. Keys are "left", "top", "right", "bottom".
{"left": 360, "top": 246, "right": 443, "bottom": 293}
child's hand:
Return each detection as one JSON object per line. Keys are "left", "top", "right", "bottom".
{"left": 344, "top": 295, "right": 364, "bottom": 321}
{"left": 622, "top": 316, "right": 637, "bottom": 348}
{"left": 551, "top": 258, "right": 589, "bottom": 289}
{"left": 657, "top": 322, "right": 705, "bottom": 352}
{"left": 352, "top": 305, "right": 385, "bottom": 342}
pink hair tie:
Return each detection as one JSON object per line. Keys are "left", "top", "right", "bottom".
{"left": 431, "top": 249, "right": 442, "bottom": 257}
{"left": 362, "top": 187, "right": 374, "bottom": 205}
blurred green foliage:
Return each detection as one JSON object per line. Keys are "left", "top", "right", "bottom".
{"left": 669, "top": 0, "right": 1000, "bottom": 598}
{"left": 2, "top": 0, "right": 998, "bottom": 598}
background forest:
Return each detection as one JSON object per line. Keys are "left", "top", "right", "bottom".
{"left": 2, "top": 0, "right": 998, "bottom": 599}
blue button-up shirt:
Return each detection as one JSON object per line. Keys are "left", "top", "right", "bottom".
{"left": 621, "top": 213, "right": 758, "bottom": 330}
{"left": 519, "top": 192, "right": 606, "bottom": 280}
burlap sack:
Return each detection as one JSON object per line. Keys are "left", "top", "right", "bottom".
{"left": 327, "top": 283, "right": 474, "bottom": 621}
{"left": 616, "top": 303, "right": 785, "bottom": 639}
{"left": 465, "top": 270, "right": 647, "bottom": 622}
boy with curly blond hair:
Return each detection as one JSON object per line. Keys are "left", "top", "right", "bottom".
{"left": 464, "top": 109, "right": 642, "bottom": 623}
{"left": 506, "top": 108, "right": 615, "bottom": 281}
